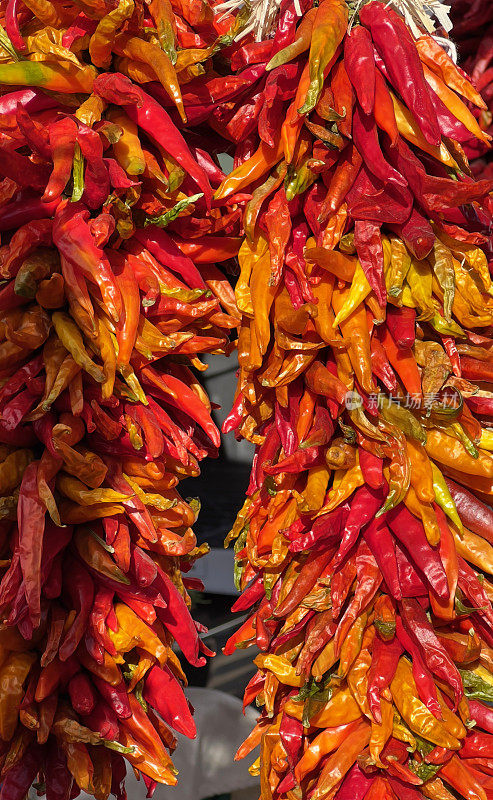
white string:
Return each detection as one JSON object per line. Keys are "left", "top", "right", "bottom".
{"left": 214, "top": 0, "right": 454, "bottom": 50}
{"left": 433, "top": 34, "right": 458, "bottom": 62}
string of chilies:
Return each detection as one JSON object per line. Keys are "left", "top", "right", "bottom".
{"left": 0, "top": 0, "right": 243, "bottom": 796}
{"left": 213, "top": 1, "right": 493, "bottom": 799}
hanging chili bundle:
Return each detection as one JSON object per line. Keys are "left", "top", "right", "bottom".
{"left": 215, "top": 1, "right": 493, "bottom": 798}
{"left": 0, "top": 0, "right": 241, "bottom": 794}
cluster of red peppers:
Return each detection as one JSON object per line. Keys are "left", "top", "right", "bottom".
{"left": 0, "top": 0, "right": 243, "bottom": 795}
{"left": 215, "top": 1, "right": 493, "bottom": 799}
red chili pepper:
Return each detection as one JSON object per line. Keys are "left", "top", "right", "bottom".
{"left": 331, "top": 484, "right": 384, "bottom": 569}
{"left": 445, "top": 477, "right": 493, "bottom": 544}
{"left": 0, "top": 149, "right": 50, "bottom": 192}
{"left": 17, "top": 462, "right": 46, "bottom": 627}
{"left": 155, "top": 566, "right": 204, "bottom": 667}
{"left": 93, "top": 676, "right": 132, "bottom": 719}
{"left": 68, "top": 672, "right": 97, "bottom": 716}
{"left": 319, "top": 144, "right": 362, "bottom": 220}
{"left": 334, "top": 764, "right": 373, "bottom": 800}
{"left": 273, "top": 547, "right": 333, "bottom": 619}
{"left": 0, "top": 744, "right": 42, "bottom": 800}
{"left": 458, "top": 558, "right": 493, "bottom": 627}
{"left": 144, "top": 664, "right": 196, "bottom": 738}
{"left": 386, "top": 505, "right": 449, "bottom": 600}
{"left": 83, "top": 700, "right": 120, "bottom": 741}
{"left": 59, "top": 556, "right": 94, "bottom": 661}
{"left": 62, "top": 13, "right": 97, "bottom": 48}
{"left": 442, "top": 336, "right": 461, "bottom": 377}
{"left": 53, "top": 203, "right": 122, "bottom": 323}
{"left": 400, "top": 598, "right": 463, "bottom": 708}
{"left": 16, "top": 107, "right": 51, "bottom": 161}
{"left": 386, "top": 306, "right": 416, "bottom": 349}
{"left": 289, "top": 505, "right": 349, "bottom": 554}
{"left": 364, "top": 517, "right": 401, "bottom": 600}
{"left": 395, "top": 616, "right": 442, "bottom": 719}
{"left": 354, "top": 219, "right": 386, "bottom": 306}
{"left": 134, "top": 228, "right": 206, "bottom": 289}
{"left": 43, "top": 118, "right": 79, "bottom": 203}
{"left": 369, "top": 335, "right": 398, "bottom": 392}
{"left": 142, "top": 367, "right": 220, "bottom": 448}
{"left": 344, "top": 25, "right": 376, "bottom": 114}
{"left": 367, "top": 635, "right": 402, "bottom": 722}
{"left": 77, "top": 125, "right": 110, "bottom": 210}
{"left": 280, "top": 712, "right": 303, "bottom": 774}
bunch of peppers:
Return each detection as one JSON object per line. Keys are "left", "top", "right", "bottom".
{"left": 209, "top": 1, "right": 493, "bottom": 799}
{"left": 0, "top": 0, "right": 244, "bottom": 795}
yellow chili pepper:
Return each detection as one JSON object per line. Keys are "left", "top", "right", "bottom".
{"left": 388, "top": 237, "right": 412, "bottom": 300}
{"left": 390, "top": 658, "right": 461, "bottom": 749}
{"left": 0, "top": 62, "right": 96, "bottom": 93}
{"left": 57, "top": 474, "right": 132, "bottom": 506}
{"left": 0, "top": 450, "right": 33, "bottom": 495}
{"left": 426, "top": 430, "right": 493, "bottom": 478}
{"left": 107, "top": 109, "right": 146, "bottom": 175}
{"left": 108, "top": 603, "right": 167, "bottom": 665}
{"left": 52, "top": 312, "right": 105, "bottom": 384}
{"left": 309, "top": 685, "right": 363, "bottom": 728}
{"left": 0, "top": 652, "right": 36, "bottom": 741}
{"left": 318, "top": 463, "right": 365, "bottom": 514}
{"left": 115, "top": 34, "right": 185, "bottom": 122}
{"left": 404, "top": 485, "right": 440, "bottom": 546}
{"left": 422, "top": 63, "right": 491, "bottom": 144}
{"left": 89, "top": 0, "right": 135, "bottom": 68}
{"left": 390, "top": 92, "right": 459, "bottom": 169}
{"left": 298, "top": 0, "right": 348, "bottom": 114}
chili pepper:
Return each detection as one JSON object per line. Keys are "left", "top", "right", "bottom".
{"left": 67, "top": 672, "right": 96, "bottom": 717}
{"left": 76, "top": 125, "right": 110, "bottom": 210}
{"left": 378, "top": 324, "right": 422, "bottom": 398}
{"left": 440, "top": 755, "right": 487, "bottom": 800}
{"left": 0, "top": 743, "right": 42, "bottom": 800}
{"left": 364, "top": 518, "right": 401, "bottom": 600}
{"left": 17, "top": 462, "right": 46, "bottom": 626}
{"left": 59, "top": 557, "right": 94, "bottom": 662}
{"left": 83, "top": 701, "right": 119, "bottom": 742}
{"left": 144, "top": 665, "right": 195, "bottom": 738}
{"left": 53, "top": 206, "right": 122, "bottom": 323}
{"left": 416, "top": 34, "right": 486, "bottom": 109}
{"left": 298, "top": 0, "right": 348, "bottom": 114}
{"left": 43, "top": 118, "right": 79, "bottom": 204}
{"left": 91, "top": 676, "right": 131, "bottom": 720}
{"left": 387, "top": 505, "right": 449, "bottom": 600}
{"left": 344, "top": 26, "right": 376, "bottom": 114}
{"left": 5, "top": 0, "right": 26, "bottom": 51}
{"left": 360, "top": 2, "right": 440, "bottom": 145}
{"left": 390, "top": 658, "right": 461, "bottom": 749}
{"left": 401, "top": 599, "right": 463, "bottom": 707}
